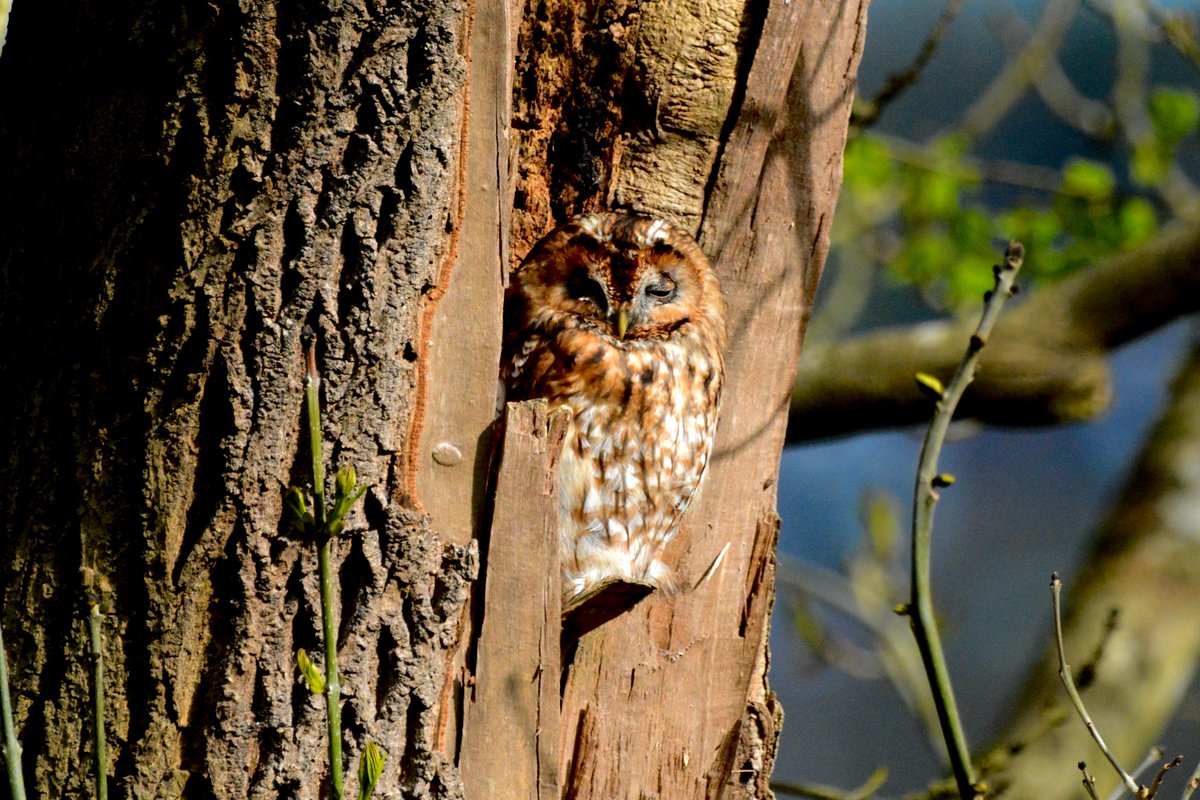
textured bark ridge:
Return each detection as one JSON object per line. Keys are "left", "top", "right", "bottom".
{"left": 0, "top": 0, "right": 474, "bottom": 797}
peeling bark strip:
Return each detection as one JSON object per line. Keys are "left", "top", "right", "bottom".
{"left": 460, "top": 401, "right": 568, "bottom": 800}
{"left": 0, "top": 0, "right": 477, "bottom": 797}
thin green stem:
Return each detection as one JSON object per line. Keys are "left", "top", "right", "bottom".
{"left": 306, "top": 344, "right": 343, "bottom": 800}
{"left": 0, "top": 618, "right": 26, "bottom": 800}
{"left": 88, "top": 603, "right": 108, "bottom": 800}
{"left": 772, "top": 765, "right": 888, "bottom": 799}
{"left": 1052, "top": 574, "right": 1140, "bottom": 797}
{"left": 910, "top": 242, "right": 1024, "bottom": 798}
{"left": 317, "top": 539, "right": 343, "bottom": 800}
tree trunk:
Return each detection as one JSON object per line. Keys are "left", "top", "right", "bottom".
{"left": 0, "top": 0, "right": 866, "bottom": 798}
{"left": 1, "top": 1, "right": 472, "bottom": 797}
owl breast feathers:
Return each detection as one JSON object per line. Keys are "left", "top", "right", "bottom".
{"left": 502, "top": 212, "right": 727, "bottom": 598}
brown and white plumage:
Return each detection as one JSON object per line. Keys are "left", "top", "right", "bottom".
{"left": 502, "top": 212, "right": 726, "bottom": 598}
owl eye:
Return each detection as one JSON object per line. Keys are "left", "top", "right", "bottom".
{"left": 565, "top": 273, "right": 608, "bottom": 311}
{"left": 644, "top": 275, "right": 678, "bottom": 301}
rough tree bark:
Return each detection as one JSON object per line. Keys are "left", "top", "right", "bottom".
{"left": 0, "top": 0, "right": 866, "bottom": 798}
{"left": 1, "top": 2, "right": 473, "bottom": 797}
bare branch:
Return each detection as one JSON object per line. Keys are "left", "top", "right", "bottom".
{"left": 1180, "top": 759, "right": 1200, "bottom": 800}
{"left": 954, "top": 0, "right": 1081, "bottom": 140}
{"left": 1052, "top": 573, "right": 1141, "bottom": 796}
{"left": 789, "top": 220, "right": 1200, "bottom": 442}
{"left": 773, "top": 766, "right": 889, "bottom": 799}
{"left": 853, "top": 0, "right": 967, "bottom": 128}
{"left": 1083, "top": 763, "right": 1103, "bottom": 800}
{"left": 1147, "top": 756, "right": 1183, "bottom": 799}
{"left": 989, "top": 10, "right": 1116, "bottom": 137}
{"left": 906, "top": 243, "right": 1024, "bottom": 799}
{"left": 984, "top": 338, "right": 1200, "bottom": 798}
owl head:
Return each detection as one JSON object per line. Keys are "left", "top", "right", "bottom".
{"left": 507, "top": 212, "right": 726, "bottom": 346}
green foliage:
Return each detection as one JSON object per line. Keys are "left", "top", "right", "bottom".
{"left": 296, "top": 649, "right": 327, "bottom": 694}
{"left": 838, "top": 120, "right": 1171, "bottom": 313}
{"left": 357, "top": 742, "right": 386, "bottom": 800}
{"left": 1135, "top": 87, "right": 1200, "bottom": 186}
{"left": 287, "top": 469, "right": 368, "bottom": 541}
{"left": 914, "top": 372, "right": 945, "bottom": 401}
{"left": 287, "top": 347, "right": 376, "bottom": 800}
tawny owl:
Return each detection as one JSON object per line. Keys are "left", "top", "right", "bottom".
{"left": 502, "top": 212, "right": 727, "bottom": 599}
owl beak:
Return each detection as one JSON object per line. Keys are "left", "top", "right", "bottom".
{"left": 615, "top": 308, "right": 630, "bottom": 339}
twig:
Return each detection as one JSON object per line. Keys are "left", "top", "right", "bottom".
{"left": 1052, "top": 573, "right": 1140, "bottom": 796}
{"left": 305, "top": 344, "right": 344, "bottom": 800}
{"left": 954, "top": 0, "right": 1079, "bottom": 140}
{"left": 906, "top": 241, "right": 1024, "bottom": 798}
{"left": 853, "top": 0, "right": 966, "bottom": 127}
{"left": 1147, "top": 756, "right": 1182, "bottom": 798}
{"left": 988, "top": 9, "right": 1115, "bottom": 138}
{"left": 0, "top": 619, "right": 26, "bottom": 800}
{"left": 1079, "top": 607, "right": 1121, "bottom": 691}
{"left": 88, "top": 603, "right": 108, "bottom": 800}
{"left": 1082, "top": 762, "right": 1103, "bottom": 800}
{"left": 1180, "top": 759, "right": 1200, "bottom": 800}
{"left": 773, "top": 766, "right": 889, "bottom": 799}
{"left": 1108, "top": 748, "right": 1165, "bottom": 800}
{"left": 1145, "top": 4, "right": 1200, "bottom": 71}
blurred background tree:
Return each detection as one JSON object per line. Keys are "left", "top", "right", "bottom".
{"left": 773, "top": 0, "right": 1200, "bottom": 797}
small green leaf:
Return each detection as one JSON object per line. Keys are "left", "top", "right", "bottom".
{"left": 1118, "top": 197, "right": 1158, "bottom": 246}
{"left": 335, "top": 467, "right": 357, "bottom": 501}
{"left": 905, "top": 169, "right": 960, "bottom": 222}
{"left": 860, "top": 489, "right": 900, "bottom": 561}
{"left": 358, "top": 742, "right": 387, "bottom": 800}
{"left": 789, "top": 598, "right": 827, "bottom": 652}
{"left": 914, "top": 372, "right": 945, "bottom": 400}
{"left": 286, "top": 488, "right": 315, "bottom": 534}
{"left": 1061, "top": 159, "right": 1114, "bottom": 201}
{"left": 1149, "top": 87, "right": 1200, "bottom": 145}
{"left": 947, "top": 252, "right": 998, "bottom": 309}
{"left": 296, "top": 648, "right": 326, "bottom": 694}
{"left": 843, "top": 135, "right": 897, "bottom": 191}
{"left": 327, "top": 479, "right": 368, "bottom": 537}
{"left": 1131, "top": 141, "right": 1170, "bottom": 186}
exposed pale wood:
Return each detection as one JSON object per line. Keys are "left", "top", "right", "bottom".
{"left": 556, "top": 0, "right": 868, "bottom": 797}
{"left": 416, "top": 0, "right": 523, "bottom": 766}
{"left": 612, "top": 0, "right": 749, "bottom": 230}
{"left": 416, "top": 0, "right": 517, "bottom": 546}
{"left": 460, "top": 401, "right": 568, "bottom": 800}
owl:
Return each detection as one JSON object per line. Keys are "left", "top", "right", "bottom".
{"left": 502, "top": 212, "right": 727, "bottom": 599}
